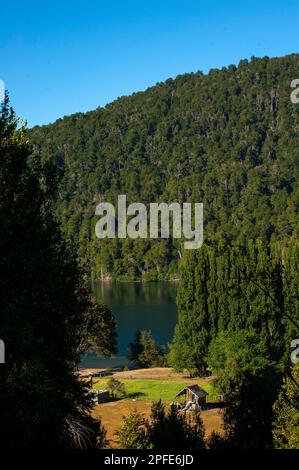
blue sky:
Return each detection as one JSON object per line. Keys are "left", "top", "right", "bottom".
{"left": 1, "top": 0, "right": 298, "bottom": 127}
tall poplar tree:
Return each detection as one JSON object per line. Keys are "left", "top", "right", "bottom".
{"left": 168, "top": 247, "right": 211, "bottom": 375}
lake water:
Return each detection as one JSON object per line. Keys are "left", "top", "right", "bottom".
{"left": 80, "top": 281, "right": 178, "bottom": 368}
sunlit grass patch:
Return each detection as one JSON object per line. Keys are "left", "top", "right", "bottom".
{"left": 93, "top": 378, "right": 217, "bottom": 401}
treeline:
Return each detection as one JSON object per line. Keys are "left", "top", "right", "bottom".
{"left": 168, "top": 240, "right": 299, "bottom": 448}
{"left": 29, "top": 54, "right": 299, "bottom": 280}
{"left": 169, "top": 240, "right": 298, "bottom": 374}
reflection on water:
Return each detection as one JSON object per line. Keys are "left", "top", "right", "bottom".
{"left": 80, "top": 281, "right": 178, "bottom": 368}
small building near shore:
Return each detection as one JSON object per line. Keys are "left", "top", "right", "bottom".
{"left": 175, "top": 384, "right": 208, "bottom": 410}
{"left": 89, "top": 389, "right": 110, "bottom": 404}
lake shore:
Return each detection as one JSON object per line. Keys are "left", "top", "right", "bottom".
{"left": 79, "top": 366, "right": 214, "bottom": 382}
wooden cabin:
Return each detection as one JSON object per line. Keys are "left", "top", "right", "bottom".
{"left": 89, "top": 389, "right": 110, "bottom": 404}
{"left": 175, "top": 384, "right": 208, "bottom": 410}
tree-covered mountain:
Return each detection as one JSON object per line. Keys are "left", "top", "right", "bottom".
{"left": 29, "top": 54, "right": 299, "bottom": 280}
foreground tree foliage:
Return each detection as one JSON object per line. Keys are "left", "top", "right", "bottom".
{"left": 78, "top": 296, "right": 117, "bottom": 356}
{"left": 272, "top": 365, "right": 299, "bottom": 449}
{"left": 116, "top": 411, "right": 149, "bottom": 449}
{"left": 29, "top": 54, "right": 299, "bottom": 281}
{"left": 148, "top": 400, "right": 206, "bottom": 449}
{"left": 116, "top": 401, "right": 206, "bottom": 449}
{"left": 217, "top": 360, "right": 282, "bottom": 448}
{"left": 0, "top": 95, "right": 115, "bottom": 448}
{"left": 207, "top": 330, "right": 284, "bottom": 448}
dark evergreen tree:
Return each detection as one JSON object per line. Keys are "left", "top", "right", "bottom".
{"left": 128, "top": 330, "right": 166, "bottom": 368}
{"left": 78, "top": 296, "right": 117, "bottom": 356}
{"left": 221, "top": 363, "right": 282, "bottom": 448}
{"left": 0, "top": 95, "right": 113, "bottom": 448}
{"left": 117, "top": 401, "right": 206, "bottom": 449}
{"left": 148, "top": 400, "right": 206, "bottom": 449}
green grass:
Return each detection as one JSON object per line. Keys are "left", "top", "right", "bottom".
{"left": 93, "top": 378, "right": 217, "bottom": 402}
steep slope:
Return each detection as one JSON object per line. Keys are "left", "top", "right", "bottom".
{"left": 29, "top": 54, "right": 299, "bottom": 280}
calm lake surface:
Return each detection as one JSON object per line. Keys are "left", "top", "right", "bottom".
{"left": 80, "top": 281, "right": 178, "bottom": 368}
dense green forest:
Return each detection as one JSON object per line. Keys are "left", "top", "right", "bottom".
{"left": 168, "top": 239, "right": 299, "bottom": 448}
{"left": 169, "top": 240, "right": 299, "bottom": 374}
{"left": 29, "top": 54, "right": 299, "bottom": 280}
{"left": 2, "top": 50, "right": 299, "bottom": 449}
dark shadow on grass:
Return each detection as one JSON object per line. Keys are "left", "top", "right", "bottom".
{"left": 105, "top": 392, "right": 146, "bottom": 402}
{"left": 126, "top": 392, "right": 146, "bottom": 399}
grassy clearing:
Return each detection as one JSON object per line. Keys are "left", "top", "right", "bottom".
{"left": 93, "top": 378, "right": 217, "bottom": 402}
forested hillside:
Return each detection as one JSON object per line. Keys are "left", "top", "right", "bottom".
{"left": 29, "top": 54, "right": 299, "bottom": 280}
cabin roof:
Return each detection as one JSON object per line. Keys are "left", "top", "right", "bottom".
{"left": 175, "top": 384, "right": 208, "bottom": 398}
